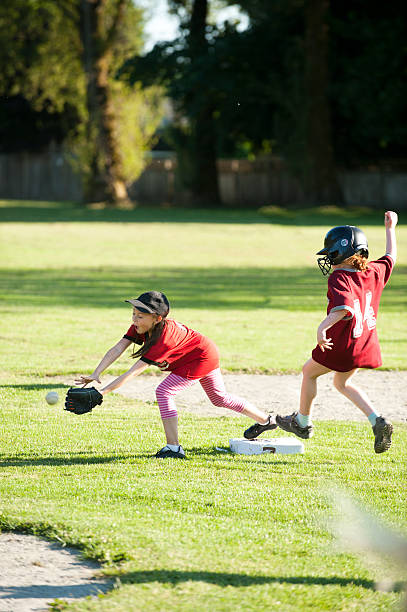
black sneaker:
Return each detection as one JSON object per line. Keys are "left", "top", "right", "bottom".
{"left": 373, "top": 416, "right": 393, "bottom": 454}
{"left": 244, "top": 415, "right": 277, "bottom": 440}
{"left": 155, "top": 445, "right": 186, "bottom": 459}
{"left": 276, "top": 412, "right": 314, "bottom": 439}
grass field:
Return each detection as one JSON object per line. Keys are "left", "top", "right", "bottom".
{"left": 1, "top": 200, "right": 406, "bottom": 377}
{"left": 0, "top": 200, "right": 406, "bottom": 611}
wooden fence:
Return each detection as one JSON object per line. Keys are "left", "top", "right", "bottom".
{"left": 0, "top": 151, "right": 82, "bottom": 202}
{"left": 1, "top": 152, "right": 406, "bottom": 208}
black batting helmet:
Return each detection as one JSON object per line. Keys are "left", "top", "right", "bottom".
{"left": 317, "top": 225, "right": 369, "bottom": 275}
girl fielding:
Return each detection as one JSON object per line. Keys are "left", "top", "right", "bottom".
{"left": 76, "top": 291, "right": 276, "bottom": 458}
{"left": 273, "top": 211, "right": 398, "bottom": 453}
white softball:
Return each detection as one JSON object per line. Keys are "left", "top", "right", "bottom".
{"left": 46, "top": 391, "right": 59, "bottom": 405}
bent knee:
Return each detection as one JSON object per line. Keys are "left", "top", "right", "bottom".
{"left": 302, "top": 362, "right": 318, "bottom": 380}
{"left": 302, "top": 358, "right": 329, "bottom": 381}
{"left": 156, "top": 383, "right": 169, "bottom": 399}
{"left": 209, "top": 393, "right": 227, "bottom": 407}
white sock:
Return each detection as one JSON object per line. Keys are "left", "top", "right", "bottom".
{"left": 368, "top": 412, "right": 379, "bottom": 426}
{"left": 166, "top": 444, "right": 181, "bottom": 452}
{"left": 296, "top": 413, "right": 311, "bottom": 427}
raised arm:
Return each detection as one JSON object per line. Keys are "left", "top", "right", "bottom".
{"left": 385, "top": 210, "right": 398, "bottom": 262}
{"left": 75, "top": 337, "right": 132, "bottom": 385}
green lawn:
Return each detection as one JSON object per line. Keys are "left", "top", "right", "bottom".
{"left": 0, "top": 200, "right": 406, "bottom": 611}
{"left": 1, "top": 387, "right": 406, "bottom": 611}
{"left": 1, "top": 200, "right": 406, "bottom": 376}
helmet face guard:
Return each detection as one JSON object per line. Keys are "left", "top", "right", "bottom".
{"left": 317, "top": 255, "right": 332, "bottom": 275}
{"left": 317, "top": 225, "right": 368, "bottom": 275}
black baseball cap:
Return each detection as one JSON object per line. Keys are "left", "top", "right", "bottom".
{"left": 125, "top": 291, "right": 170, "bottom": 316}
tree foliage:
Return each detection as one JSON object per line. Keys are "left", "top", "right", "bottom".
{"left": 329, "top": 1, "right": 407, "bottom": 164}
{"left": 0, "top": 0, "right": 164, "bottom": 203}
{"left": 1, "top": 0, "right": 406, "bottom": 204}
{"left": 232, "top": 0, "right": 407, "bottom": 167}
{"left": 0, "top": 0, "right": 83, "bottom": 112}
{"left": 122, "top": 0, "right": 407, "bottom": 203}
{"left": 123, "top": 0, "right": 222, "bottom": 203}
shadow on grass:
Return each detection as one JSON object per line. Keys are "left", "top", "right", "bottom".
{"left": 1, "top": 265, "right": 406, "bottom": 311}
{"left": 0, "top": 200, "right": 385, "bottom": 225}
{"left": 118, "top": 568, "right": 376, "bottom": 590}
{"left": 0, "top": 265, "right": 322, "bottom": 311}
{"left": 0, "top": 452, "right": 153, "bottom": 467}
{"left": 0, "top": 384, "right": 69, "bottom": 391}
{"left": 0, "top": 447, "right": 300, "bottom": 466}
{"left": 0, "top": 582, "right": 113, "bottom": 602}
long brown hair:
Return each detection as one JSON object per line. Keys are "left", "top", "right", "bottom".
{"left": 131, "top": 318, "right": 167, "bottom": 359}
{"left": 342, "top": 254, "right": 369, "bottom": 271}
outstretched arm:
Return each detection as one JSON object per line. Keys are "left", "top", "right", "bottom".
{"left": 100, "top": 359, "right": 149, "bottom": 395}
{"left": 385, "top": 210, "right": 398, "bottom": 262}
{"left": 75, "top": 337, "right": 132, "bottom": 385}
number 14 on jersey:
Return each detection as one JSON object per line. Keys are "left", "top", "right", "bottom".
{"left": 353, "top": 291, "right": 376, "bottom": 338}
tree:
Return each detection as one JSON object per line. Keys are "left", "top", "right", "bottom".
{"left": 185, "top": 0, "right": 220, "bottom": 203}
{"left": 329, "top": 1, "right": 407, "bottom": 166}
{"left": 122, "top": 0, "right": 407, "bottom": 205}
{"left": 0, "top": 1, "right": 83, "bottom": 112}
{"left": 80, "top": 0, "right": 128, "bottom": 203}
{"left": 122, "top": 0, "right": 222, "bottom": 204}
{"left": 0, "top": 0, "right": 164, "bottom": 204}
{"left": 236, "top": 0, "right": 407, "bottom": 188}
{"left": 235, "top": 0, "right": 342, "bottom": 202}
{"left": 303, "top": 0, "right": 341, "bottom": 201}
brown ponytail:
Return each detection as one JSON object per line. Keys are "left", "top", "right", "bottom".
{"left": 131, "top": 318, "right": 167, "bottom": 359}
{"left": 342, "top": 254, "right": 369, "bottom": 271}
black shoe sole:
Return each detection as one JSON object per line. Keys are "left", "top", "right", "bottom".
{"left": 275, "top": 415, "right": 313, "bottom": 439}
{"left": 243, "top": 419, "right": 277, "bottom": 440}
{"left": 374, "top": 423, "right": 393, "bottom": 454}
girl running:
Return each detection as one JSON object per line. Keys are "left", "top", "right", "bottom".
{"left": 273, "top": 211, "right": 398, "bottom": 453}
{"left": 75, "top": 291, "right": 276, "bottom": 458}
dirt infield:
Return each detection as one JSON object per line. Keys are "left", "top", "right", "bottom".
{"left": 103, "top": 370, "right": 406, "bottom": 422}
{"left": 0, "top": 533, "right": 113, "bottom": 612}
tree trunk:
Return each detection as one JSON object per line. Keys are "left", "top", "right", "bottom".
{"left": 188, "top": 0, "right": 221, "bottom": 204}
{"left": 304, "top": 0, "right": 342, "bottom": 203}
{"left": 80, "top": 0, "right": 128, "bottom": 204}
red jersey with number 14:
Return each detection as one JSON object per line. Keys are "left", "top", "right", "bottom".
{"left": 312, "top": 255, "right": 394, "bottom": 372}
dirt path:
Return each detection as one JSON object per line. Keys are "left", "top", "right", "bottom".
{"left": 0, "top": 533, "right": 113, "bottom": 612}
{"left": 102, "top": 370, "right": 407, "bottom": 422}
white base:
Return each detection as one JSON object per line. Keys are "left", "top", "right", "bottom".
{"left": 229, "top": 437, "right": 304, "bottom": 455}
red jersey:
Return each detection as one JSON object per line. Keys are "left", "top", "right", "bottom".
{"left": 123, "top": 319, "right": 220, "bottom": 379}
{"left": 312, "top": 255, "right": 394, "bottom": 372}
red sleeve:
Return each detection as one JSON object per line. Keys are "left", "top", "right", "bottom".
{"left": 123, "top": 324, "right": 144, "bottom": 345}
{"left": 369, "top": 255, "right": 394, "bottom": 287}
{"left": 327, "top": 273, "right": 355, "bottom": 317}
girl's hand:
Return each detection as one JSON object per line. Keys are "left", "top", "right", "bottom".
{"left": 385, "top": 211, "right": 398, "bottom": 228}
{"left": 74, "top": 374, "right": 101, "bottom": 387}
{"left": 317, "top": 330, "right": 333, "bottom": 352}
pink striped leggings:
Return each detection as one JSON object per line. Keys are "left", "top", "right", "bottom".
{"left": 156, "top": 368, "right": 255, "bottom": 419}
